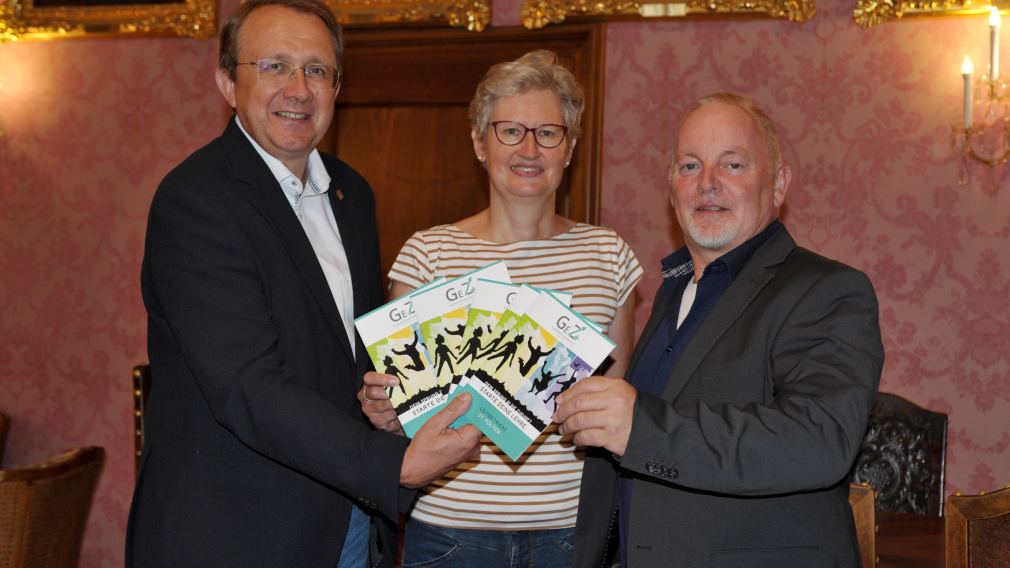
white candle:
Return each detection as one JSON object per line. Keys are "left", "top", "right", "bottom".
{"left": 963, "top": 55, "right": 974, "bottom": 130}
{"left": 990, "top": 7, "right": 1001, "bottom": 79}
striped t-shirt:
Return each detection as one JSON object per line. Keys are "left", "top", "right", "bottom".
{"left": 388, "top": 222, "right": 643, "bottom": 530}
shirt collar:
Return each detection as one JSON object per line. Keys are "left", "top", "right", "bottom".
{"left": 660, "top": 248, "right": 694, "bottom": 280}
{"left": 661, "top": 219, "right": 781, "bottom": 281}
{"left": 234, "top": 116, "right": 331, "bottom": 208}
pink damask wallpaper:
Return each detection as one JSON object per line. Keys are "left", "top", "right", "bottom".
{"left": 0, "top": 0, "right": 1008, "bottom": 564}
{"left": 597, "top": 2, "right": 1010, "bottom": 502}
{"left": 0, "top": 37, "right": 229, "bottom": 566}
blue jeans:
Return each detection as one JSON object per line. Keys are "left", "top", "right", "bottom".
{"left": 402, "top": 518, "right": 575, "bottom": 567}
{"left": 337, "top": 504, "right": 369, "bottom": 567}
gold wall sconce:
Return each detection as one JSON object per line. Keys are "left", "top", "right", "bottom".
{"left": 953, "top": 7, "right": 1010, "bottom": 185}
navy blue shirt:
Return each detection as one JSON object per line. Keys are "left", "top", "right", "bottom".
{"left": 618, "top": 220, "right": 781, "bottom": 565}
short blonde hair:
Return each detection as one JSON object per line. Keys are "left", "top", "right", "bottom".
{"left": 469, "top": 50, "right": 585, "bottom": 142}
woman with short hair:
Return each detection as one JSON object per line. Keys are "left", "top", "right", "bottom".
{"left": 363, "top": 49, "right": 642, "bottom": 566}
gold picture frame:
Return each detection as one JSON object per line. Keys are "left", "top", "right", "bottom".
{"left": 0, "top": 0, "right": 215, "bottom": 42}
{"left": 327, "top": 0, "right": 490, "bottom": 30}
{"left": 853, "top": 0, "right": 996, "bottom": 27}
{"left": 520, "top": 0, "right": 815, "bottom": 29}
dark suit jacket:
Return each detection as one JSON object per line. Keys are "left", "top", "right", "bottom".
{"left": 126, "top": 120, "right": 410, "bottom": 567}
{"left": 573, "top": 224, "right": 884, "bottom": 568}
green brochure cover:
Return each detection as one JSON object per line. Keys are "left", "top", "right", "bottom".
{"left": 451, "top": 284, "right": 573, "bottom": 401}
{"left": 452, "top": 278, "right": 518, "bottom": 396}
{"left": 353, "top": 279, "right": 445, "bottom": 438}
{"left": 412, "top": 262, "right": 511, "bottom": 395}
{"left": 457, "top": 291, "right": 614, "bottom": 460}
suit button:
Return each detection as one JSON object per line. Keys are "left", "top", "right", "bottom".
{"left": 646, "top": 460, "right": 677, "bottom": 479}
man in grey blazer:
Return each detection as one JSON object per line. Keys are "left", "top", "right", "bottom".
{"left": 556, "top": 92, "right": 883, "bottom": 567}
{"left": 126, "top": 1, "right": 480, "bottom": 565}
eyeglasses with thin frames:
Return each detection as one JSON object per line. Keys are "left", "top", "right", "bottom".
{"left": 236, "top": 58, "right": 342, "bottom": 90}
{"left": 491, "top": 121, "right": 568, "bottom": 149}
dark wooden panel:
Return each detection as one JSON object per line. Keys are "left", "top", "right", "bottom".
{"left": 335, "top": 105, "right": 488, "bottom": 277}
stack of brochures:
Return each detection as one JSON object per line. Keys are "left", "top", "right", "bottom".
{"left": 354, "top": 261, "right": 614, "bottom": 460}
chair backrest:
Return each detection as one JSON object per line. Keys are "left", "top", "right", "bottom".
{"left": 133, "top": 364, "right": 152, "bottom": 475}
{"left": 850, "top": 392, "right": 948, "bottom": 516}
{"left": 0, "top": 413, "right": 9, "bottom": 467}
{"left": 848, "top": 482, "right": 877, "bottom": 568}
{"left": 946, "top": 485, "right": 1010, "bottom": 568}
{"left": 0, "top": 446, "right": 105, "bottom": 568}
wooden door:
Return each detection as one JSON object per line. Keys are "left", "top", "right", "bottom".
{"left": 321, "top": 25, "right": 605, "bottom": 288}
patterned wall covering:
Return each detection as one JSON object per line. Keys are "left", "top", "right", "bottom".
{"left": 0, "top": 37, "right": 230, "bottom": 566}
{"left": 0, "top": 0, "right": 1008, "bottom": 564}
{"left": 597, "top": 1, "right": 1010, "bottom": 510}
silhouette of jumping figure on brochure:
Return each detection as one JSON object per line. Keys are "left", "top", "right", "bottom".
{"left": 456, "top": 327, "right": 485, "bottom": 365}
{"left": 487, "top": 335, "right": 525, "bottom": 372}
{"left": 433, "top": 334, "right": 455, "bottom": 376}
{"left": 392, "top": 332, "right": 426, "bottom": 372}
{"left": 527, "top": 367, "right": 564, "bottom": 395}
{"left": 479, "top": 328, "right": 511, "bottom": 359}
{"left": 543, "top": 371, "right": 578, "bottom": 411}
{"left": 382, "top": 355, "right": 409, "bottom": 397}
{"left": 518, "top": 337, "right": 555, "bottom": 376}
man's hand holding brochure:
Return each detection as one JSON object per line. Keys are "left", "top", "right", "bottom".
{"left": 354, "top": 262, "right": 614, "bottom": 460}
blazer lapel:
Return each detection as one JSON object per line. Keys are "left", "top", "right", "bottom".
{"left": 660, "top": 226, "right": 796, "bottom": 402}
{"left": 219, "top": 121, "right": 356, "bottom": 362}
{"left": 325, "top": 176, "right": 367, "bottom": 364}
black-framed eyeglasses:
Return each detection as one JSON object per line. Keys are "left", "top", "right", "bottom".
{"left": 491, "top": 121, "right": 568, "bottom": 149}
{"left": 237, "top": 58, "right": 342, "bottom": 90}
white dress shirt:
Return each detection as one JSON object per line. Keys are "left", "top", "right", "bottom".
{"left": 236, "top": 118, "right": 356, "bottom": 356}
{"left": 677, "top": 278, "right": 697, "bottom": 329}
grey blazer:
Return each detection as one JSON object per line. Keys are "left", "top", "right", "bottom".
{"left": 573, "top": 224, "right": 883, "bottom": 568}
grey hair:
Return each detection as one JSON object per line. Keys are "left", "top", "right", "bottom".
{"left": 680, "top": 92, "right": 783, "bottom": 171}
{"left": 468, "top": 49, "right": 585, "bottom": 142}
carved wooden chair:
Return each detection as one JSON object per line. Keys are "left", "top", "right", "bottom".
{"left": 0, "top": 446, "right": 105, "bottom": 568}
{"left": 848, "top": 482, "right": 877, "bottom": 568}
{"left": 850, "top": 392, "right": 948, "bottom": 516}
{"left": 946, "top": 485, "right": 1010, "bottom": 568}
{"left": 133, "top": 364, "right": 152, "bottom": 475}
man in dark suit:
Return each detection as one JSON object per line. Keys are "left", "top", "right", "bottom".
{"left": 556, "top": 93, "right": 883, "bottom": 567}
{"left": 125, "top": 1, "right": 480, "bottom": 565}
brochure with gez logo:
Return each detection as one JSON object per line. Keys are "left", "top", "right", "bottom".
{"left": 450, "top": 282, "right": 574, "bottom": 401}
{"left": 353, "top": 278, "right": 445, "bottom": 438}
{"left": 451, "top": 278, "right": 519, "bottom": 399}
{"left": 412, "top": 261, "right": 512, "bottom": 397}
{"left": 458, "top": 291, "right": 614, "bottom": 460}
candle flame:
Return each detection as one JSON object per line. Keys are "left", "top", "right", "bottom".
{"left": 990, "top": 6, "right": 1001, "bottom": 27}
{"left": 963, "top": 54, "right": 975, "bottom": 74}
